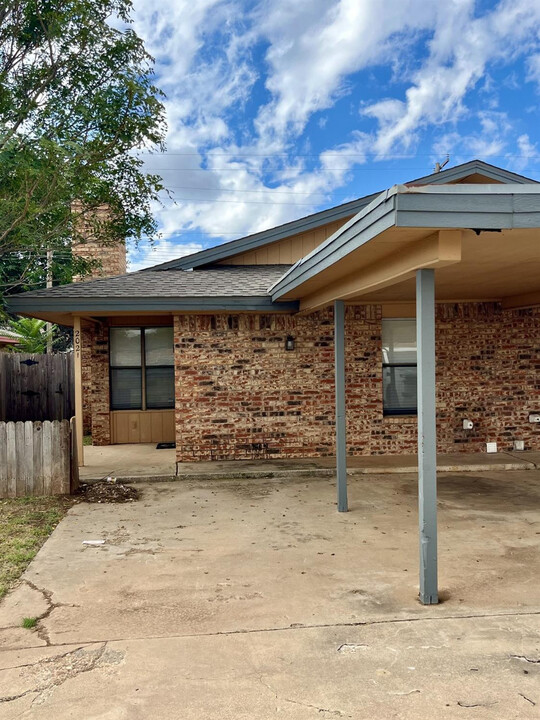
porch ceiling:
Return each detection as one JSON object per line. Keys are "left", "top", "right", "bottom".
{"left": 270, "top": 184, "right": 540, "bottom": 312}
{"left": 358, "top": 227, "right": 540, "bottom": 305}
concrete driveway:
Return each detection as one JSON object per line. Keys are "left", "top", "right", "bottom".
{"left": 1, "top": 471, "right": 540, "bottom": 718}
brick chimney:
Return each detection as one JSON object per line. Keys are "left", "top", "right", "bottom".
{"left": 71, "top": 202, "right": 127, "bottom": 281}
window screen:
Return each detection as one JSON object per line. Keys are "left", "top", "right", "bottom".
{"left": 145, "top": 327, "right": 174, "bottom": 409}
{"left": 145, "top": 327, "right": 174, "bottom": 366}
{"left": 382, "top": 319, "right": 417, "bottom": 415}
{"left": 146, "top": 366, "right": 175, "bottom": 408}
{"left": 110, "top": 368, "right": 142, "bottom": 410}
{"left": 110, "top": 328, "right": 141, "bottom": 366}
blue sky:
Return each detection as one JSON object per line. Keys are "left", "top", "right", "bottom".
{"left": 127, "top": 0, "right": 540, "bottom": 271}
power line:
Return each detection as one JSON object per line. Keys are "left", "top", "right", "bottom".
{"left": 165, "top": 185, "right": 334, "bottom": 196}
{"left": 151, "top": 167, "right": 370, "bottom": 172}
{"left": 142, "top": 152, "right": 540, "bottom": 160}
{"left": 0, "top": 280, "right": 55, "bottom": 288}
{"left": 163, "top": 197, "right": 329, "bottom": 205}
{"left": 144, "top": 152, "right": 412, "bottom": 158}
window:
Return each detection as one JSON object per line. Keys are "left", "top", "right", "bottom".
{"left": 109, "top": 327, "right": 174, "bottom": 411}
{"left": 144, "top": 327, "right": 175, "bottom": 409}
{"left": 110, "top": 328, "right": 142, "bottom": 410}
{"left": 382, "top": 319, "right": 417, "bottom": 416}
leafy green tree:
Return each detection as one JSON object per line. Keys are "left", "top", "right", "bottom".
{"left": 2, "top": 317, "right": 53, "bottom": 353}
{"left": 0, "top": 0, "right": 166, "bottom": 309}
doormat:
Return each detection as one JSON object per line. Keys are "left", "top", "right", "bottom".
{"left": 156, "top": 442, "right": 176, "bottom": 450}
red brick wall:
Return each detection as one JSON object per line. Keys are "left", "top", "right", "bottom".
{"left": 175, "top": 309, "right": 339, "bottom": 460}
{"left": 173, "top": 304, "right": 540, "bottom": 462}
{"left": 88, "top": 323, "right": 111, "bottom": 445}
{"left": 72, "top": 239, "right": 126, "bottom": 280}
{"left": 81, "top": 327, "right": 93, "bottom": 435}
{"left": 434, "top": 304, "right": 540, "bottom": 452}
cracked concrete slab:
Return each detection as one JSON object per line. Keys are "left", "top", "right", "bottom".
{"left": 0, "top": 643, "right": 124, "bottom": 707}
{"left": 0, "top": 626, "right": 48, "bottom": 651}
{"left": 0, "top": 583, "right": 50, "bottom": 631}
{"left": 1, "top": 470, "right": 540, "bottom": 717}
{"left": 1, "top": 615, "right": 539, "bottom": 718}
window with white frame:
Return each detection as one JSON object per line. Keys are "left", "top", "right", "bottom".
{"left": 109, "top": 327, "right": 174, "bottom": 411}
{"left": 382, "top": 319, "right": 417, "bottom": 415}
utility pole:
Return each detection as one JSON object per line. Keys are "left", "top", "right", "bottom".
{"left": 46, "top": 248, "right": 53, "bottom": 354}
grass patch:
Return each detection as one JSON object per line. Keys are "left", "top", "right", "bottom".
{"left": 83, "top": 435, "right": 93, "bottom": 446}
{"left": 0, "top": 496, "right": 74, "bottom": 600}
{"left": 22, "top": 617, "right": 38, "bottom": 629}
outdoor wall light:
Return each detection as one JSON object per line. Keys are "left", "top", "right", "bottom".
{"left": 285, "top": 336, "right": 295, "bottom": 351}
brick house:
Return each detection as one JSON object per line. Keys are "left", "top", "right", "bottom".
{"left": 8, "top": 159, "right": 540, "bottom": 466}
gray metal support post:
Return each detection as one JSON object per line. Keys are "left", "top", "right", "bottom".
{"left": 416, "top": 269, "right": 438, "bottom": 604}
{"left": 334, "top": 300, "right": 348, "bottom": 512}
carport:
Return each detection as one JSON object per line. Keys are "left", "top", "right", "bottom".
{"left": 271, "top": 183, "right": 540, "bottom": 605}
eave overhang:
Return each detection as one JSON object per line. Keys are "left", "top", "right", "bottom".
{"left": 270, "top": 184, "right": 540, "bottom": 303}
{"left": 6, "top": 295, "right": 299, "bottom": 320}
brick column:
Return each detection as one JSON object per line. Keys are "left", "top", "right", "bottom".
{"left": 90, "top": 323, "right": 111, "bottom": 445}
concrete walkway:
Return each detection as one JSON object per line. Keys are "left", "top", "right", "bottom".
{"left": 1, "top": 470, "right": 540, "bottom": 717}
{"left": 80, "top": 443, "right": 540, "bottom": 482}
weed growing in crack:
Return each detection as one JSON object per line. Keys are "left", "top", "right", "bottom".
{"left": 21, "top": 617, "right": 37, "bottom": 629}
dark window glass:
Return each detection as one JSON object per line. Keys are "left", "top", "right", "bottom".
{"left": 146, "top": 366, "right": 175, "bottom": 409}
{"left": 382, "top": 319, "right": 417, "bottom": 416}
{"left": 110, "top": 368, "right": 142, "bottom": 410}
{"left": 383, "top": 366, "right": 417, "bottom": 415}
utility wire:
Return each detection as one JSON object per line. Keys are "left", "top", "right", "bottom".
{"left": 163, "top": 197, "right": 334, "bottom": 205}
{"left": 165, "top": 185, "right": 336, "bottom": 195}
{"left": 141, "top": 152, "right": 540, "bottom": 159}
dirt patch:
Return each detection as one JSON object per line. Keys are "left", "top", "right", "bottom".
{"left": 76, "top": 481, "right": 139, "bottom": 504}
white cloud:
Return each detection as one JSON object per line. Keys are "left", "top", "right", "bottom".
{"left": 508, "top": 134, "right": 539, "bottom": 173}
{"left": 127, "top": 0, "right": 540, "bottom": 261}
{"left": 432, "top": 111, "right": 527, "bottom": 169}
{"left": 517, "top": 133, "right": 538, "bottom": 157}
{"left": 128, "top": 239, "right": 204, "bottom": 271}
{"left": 254, "top": 0, "right": 436, "bottom": 141}
{"left": 526, "top": 53, "right": 540, "bottom": 89}
{"left": 365, "top": 0, "right": 540, "bottom": 156}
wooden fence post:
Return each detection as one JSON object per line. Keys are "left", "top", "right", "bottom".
{"left": 70, "top": 417, "right": 80, "bottom": 492}
{"left": 73, "top": 317, "right": 84, "bottom": 467}
{"left": 0, "top": 422, "right": 7, "bottom": 497}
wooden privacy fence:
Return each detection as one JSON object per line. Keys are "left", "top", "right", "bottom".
{"left": 0, "top": 352, "right": 74, "bottom": 422}
{"left": 0, "top": 419, "right": 79, "bottom": 498}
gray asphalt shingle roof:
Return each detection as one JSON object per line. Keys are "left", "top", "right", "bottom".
{"left": 16, "top": 265, "right": 292, "bottom": 299}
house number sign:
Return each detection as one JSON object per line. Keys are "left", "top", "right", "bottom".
{"left": 74, "top": 328, "right": 81, "bottom": 360}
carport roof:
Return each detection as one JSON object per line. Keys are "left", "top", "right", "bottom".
{"left": 270, "top": 183, "right": 540, "bottom": 310}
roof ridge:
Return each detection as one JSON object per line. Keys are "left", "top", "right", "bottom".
{"left": 200, "top": 262, "right": 293, "bottom": 269}
{"left": 141, "top": 192, "right": 381, "bottom": 271}
{"left": 141, "top": 159, "right": 538, "bottom": 273}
